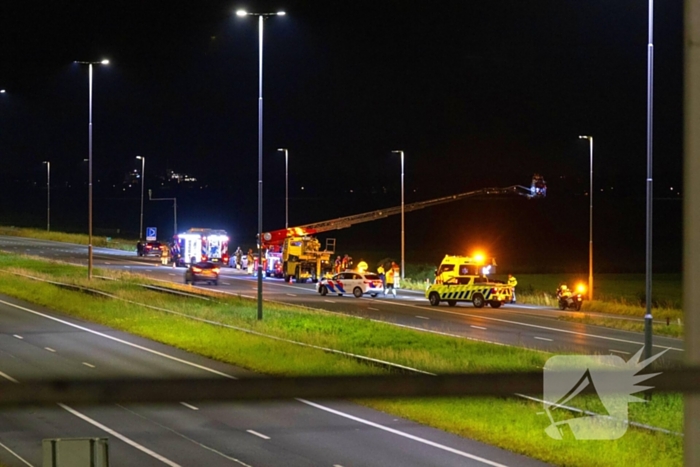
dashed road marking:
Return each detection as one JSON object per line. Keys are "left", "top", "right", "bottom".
{"left": 368, "top": 307, "right": 379, "bottom": 311}
{"left": 324, "top": 300, "right": 337, "bottom": 303}
{"left": 13, "top": 334, "right": 23, "bottom": 340}
{"left": 246, "top": 429, "right": 270, "bottom": 440}
{"left": 45, "top": 347, "right": 56, "bottom": 352}
{"left": 416, "top": 316, "right": 430, "bottom": 320}
{"left": 286, "top": 293, "right": 297, "bottom": 297}
{"left": 534, "top": 337, "right": 553, "bottom": 342}
{"left": 168, "top": 273, "right": 176, "bottom": 276}
{"left": 0, "top": 440, "right": 33, "bottom": 467}
{"left": 180, "top": 402, "right": 199, "bottom": 411}
{"left": 609, "top": 349, "right": 630, "bottom": 355}
{"left": 82, "top": 362, "right": 95, "bottom": 368}
{"left": 470, "top": 325, "right": 487, "bottom": 330}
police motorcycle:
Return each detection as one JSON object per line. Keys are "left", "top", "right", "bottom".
{"left": 556, "top": 284, "right": 585, "bottom": 311}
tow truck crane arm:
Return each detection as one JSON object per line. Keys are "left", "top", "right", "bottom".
{"left": 261, "top": 176, "right": 545, "bottom": 247}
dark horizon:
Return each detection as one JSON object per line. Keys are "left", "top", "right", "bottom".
{"left": 0, "top": 0, "right": 685, "bottom": 272}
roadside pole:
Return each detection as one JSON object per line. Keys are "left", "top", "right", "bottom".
{"left": 684, "top": 0, "right": 700, "bottom": 463}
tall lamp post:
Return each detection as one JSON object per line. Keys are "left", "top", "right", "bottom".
{"left": 277, "top": 148, "right": 289, "bottom": 229}
{"left": 236, "top": 8, "right": 286, "bottom": 321}
{"left": 644, "top": 0, "right": 655, "bottom": 362}
{"left": 392, "top": 150, "right": 405, "bottom": 280}
{"left": 136, "top": 155, "right": 146, "bottom": 240}
{"left": 43, "top": 161, "right": 50, "bottom": 232}
{"left": 75, "top": 59, "right": 109, "bottom": 280}
{"left": 579, "top": 136, "right": 594, "bottom": 301}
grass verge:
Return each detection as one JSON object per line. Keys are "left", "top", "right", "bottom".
{"left": 0, "top": 252, "right": 684, "bottom": 467}
{"left": 0, "top": 226, "right": 135, "bottom": 251}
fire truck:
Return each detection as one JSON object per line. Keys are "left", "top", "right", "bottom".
{"left": 260, "top": 176, "right": 546, "bottom": 283}
{"left": 172, "top": 228, "right": 230, "bottom": 267}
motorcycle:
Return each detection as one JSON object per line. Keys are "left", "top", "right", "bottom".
{"left": 556, "top": 284, "right": 585, "bottom": 311}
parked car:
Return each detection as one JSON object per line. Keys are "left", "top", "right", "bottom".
{"left": 138, "top": 241, "right": 164, "bottom": 257}
{"left": 316, "top": 271, "right": 384, "bottom": 298}
{"left": 184, "top": 262, "right": 220, "bottom": 285}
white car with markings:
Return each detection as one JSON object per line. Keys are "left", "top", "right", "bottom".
{"left": 316, "top": 271, "right": 384, "bottom": 298}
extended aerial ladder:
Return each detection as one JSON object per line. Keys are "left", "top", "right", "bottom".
{"left": 261, "top": 175, "right": 546, "bottom": 283}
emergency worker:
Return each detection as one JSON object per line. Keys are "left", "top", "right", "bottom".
{"left": 391, "top": 261, "right": 400, "bottom": 289}
{"left": 247, "top": 249, "right": 255, "bottom": 275}
{"left": 136, "top": 241, "right": 144, "bottom": 256}
{"left": 377, "top": 264, "right": 385, "bottom": 287}
{"left": 235, "top": 247, "right": 242, "bottom": 269}
{"left": 508, "top": 274, "right": 518, "bottom": 304}
{"left": 334, "top": 256, "right": 342, "bottom": 273}
{"left": 556, "top": 283, "right": 570, "bottom": 298}
{"left": 384, "top": 266, "right": 397, "bottom": 297}
{"left": 160, "top": 243, "right": 170, "bottom": 265}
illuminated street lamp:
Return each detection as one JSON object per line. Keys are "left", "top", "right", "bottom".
{"left": 136, "top": 155, "right": 146, "bottom": 240}
{"left": 277, "top": 148, "right": 289, "bottom": 229}
{"left": 43, "top": 161, "right": 50, "bottom": 232}
{"left": 578, "top": 135, "right": 593, "bottom": 301}
{"left": 236, "top": 8, "right": 286, "bottom": 321}
{"left": 0, "top": 89, "right": 5, "bottom": 93}
{"left": 74, "top": 59, "right": 109, "bottom": 280}
{"left": 392, "top": 150, "right": 405, "bottom": 280}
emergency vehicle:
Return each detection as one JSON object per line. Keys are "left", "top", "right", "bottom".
{"left": 260, "top": 176, "right": 546, "bottom": 283}
{"left": 172, "top": 228, "right": 230, "bottom": 267}
{"left": 427, "top": 255, "right": 512, "bottom": 308}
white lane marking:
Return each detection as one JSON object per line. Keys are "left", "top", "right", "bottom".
{"left": 534, "top": 337, "right": 553, "bottom": 342}
{"left": 0, "top": 370, "right": 19, "bottom": 383}
{"left": 0, "top": 299, "right": 236, "bottom": 379}
{"left": 13, "top": 334, "right": 23, "bottom": 340}
{"left": 180, "top": 402, "right": 199, "bottom": 411}
{"left": 0, "top": 440, "right": 34, "bottom": 467}
{"left": 82, "top": 362, "right": 95, "bottom": 368}
{"left": 116, "top": 404, "right": 253, "bottom": 467}
{"left": 286, "top": 293, "right": 297, "bottom": 297}
{"left": 146, "top": 269, "right": 153, "bottom": 272}
{"left": 241, "top": 295, "right": 254, "bottom": 299}
{"left": 169, "top": 273, "right": 176, "bottom": 276}
{"left": 45, "top": 347, "right": 56, "bottom": 352}
{"left": 610, "top": 349, "right": 631, "bottom": 355}
{"left": 222, "top": 282, "right": 231, "bottom": 285}
{"left": 380, "top": 299, "right": 684, "bottom": 352}
{"left": 59, "top": 404, "right": 181, "bottom": 466}
{"left": 470, "top": 325, "right": 487, "bottom": 330}
{"left": 105, "top": 262, "right": 111, "bottom": 265}
{"left": 368, "top": 307, "right": 380, "bottom": 311}
{"left": 298, "top": 399, "right": 509, "bottom": 467}
{"left": 246, "top": 429, "right": 270, "bottom": 440}
{"left": 324, "top": 300, "right": 337, "bottom": 303}
{"left": 416, "top": 316, "right": 430, "bottom": 320}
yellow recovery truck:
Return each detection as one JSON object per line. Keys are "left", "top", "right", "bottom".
{"left": 426, "top": 255, "right": 513, "bottom": 308}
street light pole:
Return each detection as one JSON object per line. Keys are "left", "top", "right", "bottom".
{"left": 43, "top": 161, "right": 50, "bottom": 232}
{"left": 136, "top": 155, "right": 146, "bottom": 240}
{"left": 579, "top": 136, "right": 594, "bottom": 301}
{"left": 75, "top": 59, "right": 109, "bottom": 280}
{"left": 278, "top": 148, "right": 289, "bottom": 229}
{"left": 237, "top": 9, "right": 286, "bottom": 321}
{"left": 644, "top": 0, "right": 655, "bottom": 362}
{"left": 392, "top": 150, "right": 405, "bottom": 280}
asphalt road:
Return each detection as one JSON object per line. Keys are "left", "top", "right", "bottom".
{"left": 0, "top": 236, "right": 551, "bottom": 467}
{"left": 0, "top": 236, "right": 681, "bottom": 364}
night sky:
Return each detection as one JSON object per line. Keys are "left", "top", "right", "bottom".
{"left": 0, "top": 1, "right": 685, "bottom": 273}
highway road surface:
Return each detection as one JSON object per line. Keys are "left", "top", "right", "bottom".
{"left": 0, "top": 292, "right": 550, "bottom": 467}
{"left": 0, "top": 236, "right": 683, "bottom": 364}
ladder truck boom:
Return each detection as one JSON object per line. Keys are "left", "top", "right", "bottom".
{"left": 261, "top": 176, "right": 545, "bottom": 247}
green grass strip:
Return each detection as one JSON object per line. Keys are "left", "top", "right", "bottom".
{"left": 0, "top": 253, "right": 684, "bottom": 467}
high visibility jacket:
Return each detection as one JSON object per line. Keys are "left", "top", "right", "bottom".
{"left": 377, "top": 266, "right": 385, "bottom": 275}
{"left": 386, "top": 268, "right": 395, "bottom": 284}
{"left": 357, "top": 261, "right": 368, "bottom": 271}
{"left": 508, "top": 276, "right": 518, "bottom": 287}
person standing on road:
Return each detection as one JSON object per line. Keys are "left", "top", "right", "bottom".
{"left": 334, "top": 256, "right": 342, "bottom": 273}
{"left": 377, "top": 264, "right": 385, "bottom": 288}
{"left": 508, "top": 274, "right": 518, "bottom": 304}
{"left": 391, "top": 261, "right": 400, "bottom": 289}
{"left": 384, "top": 266, "right": 397, "bottom": 298}
{"left": 235, "top": 246, "right": 242, "bottom": 269}
{"left": 247, "top": 249, "right": 254, "bottom": 275}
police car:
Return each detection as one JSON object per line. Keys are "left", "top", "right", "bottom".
{"left": 317, "top": 271, "right": 384, "bottom": 298}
